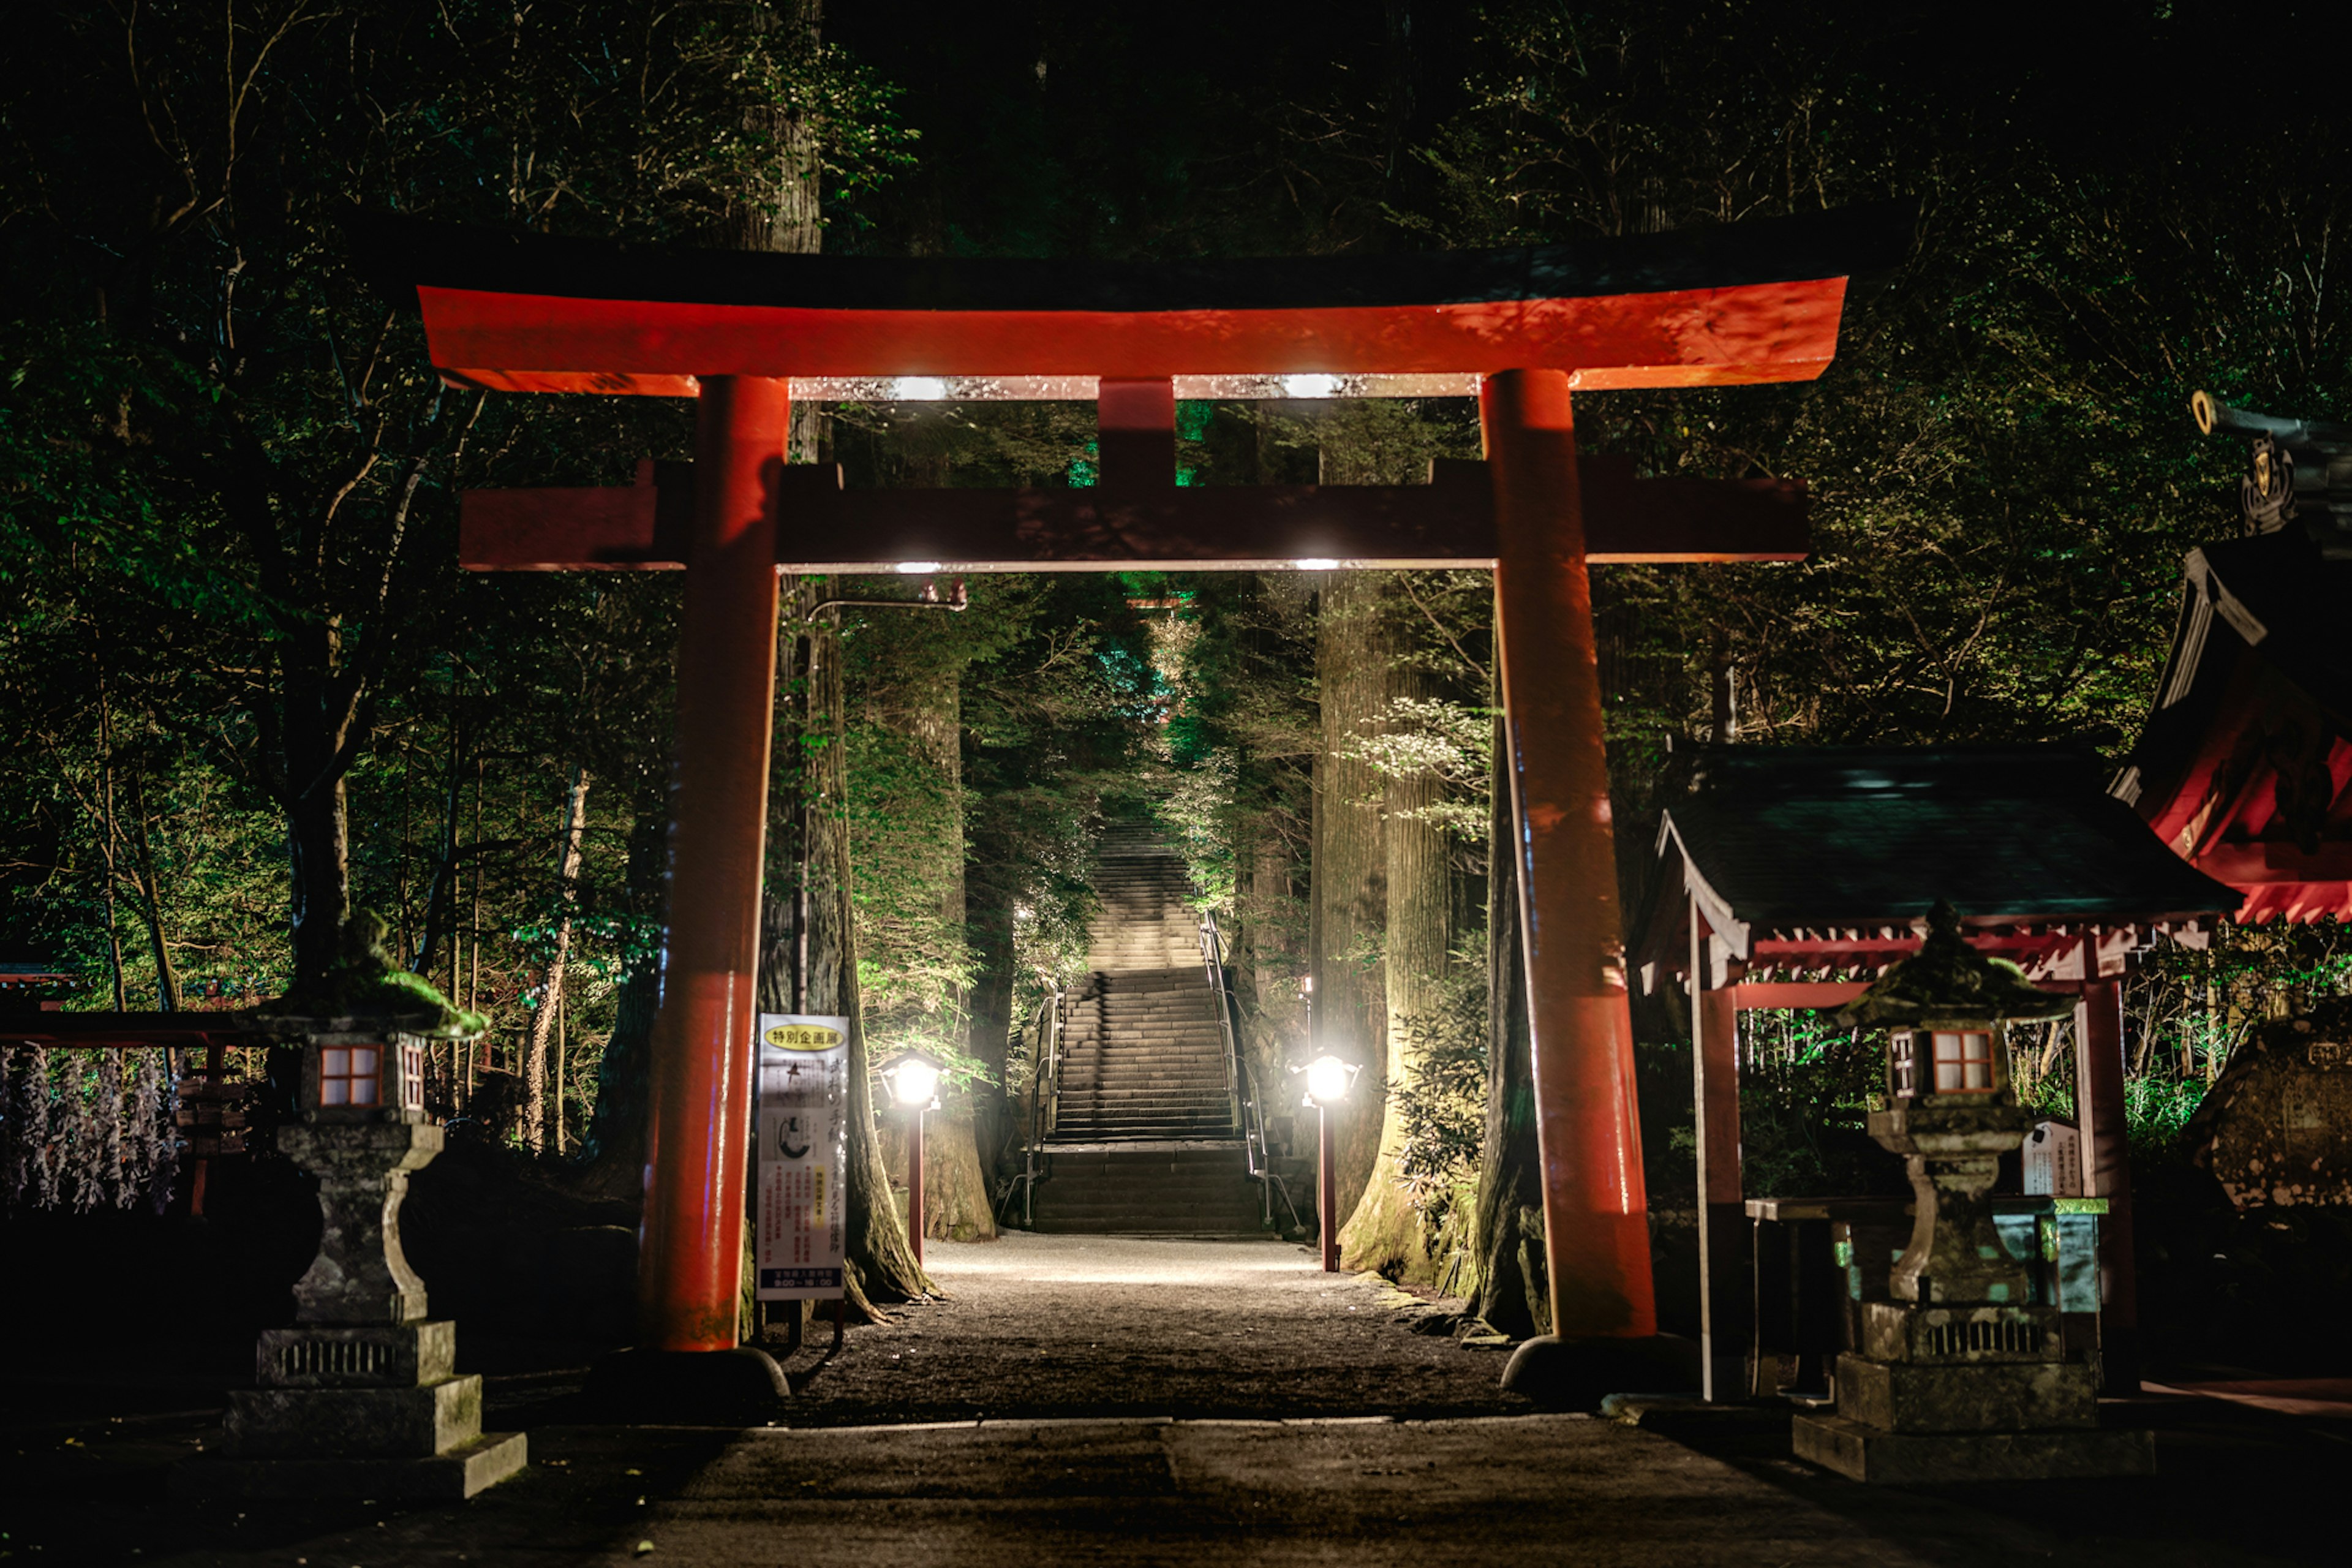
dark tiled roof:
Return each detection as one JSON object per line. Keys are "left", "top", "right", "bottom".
{"left": 1657, "top": 744, "right": 2240, "bottom": 931}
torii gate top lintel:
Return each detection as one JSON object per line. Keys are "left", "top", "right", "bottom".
{"left": 355, "top": 202, "right": 1913, "bottom": 396}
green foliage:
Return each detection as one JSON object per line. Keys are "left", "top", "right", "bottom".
{"left": 1338, "top": 695, "right": 1494, "bottom": 842}
{"left": 1388, "top": 961, "right": 1493, "bottom": 1242}
{"left": 1734, "top": 1012, "right": 1906, "bottom": 1200}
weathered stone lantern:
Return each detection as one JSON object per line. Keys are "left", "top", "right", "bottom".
{"left": 1792, "top": 902, "right": 2155, "bottom": 1482}
{"left": 176, "top": 917, "right": 528, "bottom": 1500}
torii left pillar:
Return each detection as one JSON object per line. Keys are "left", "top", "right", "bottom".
{"left": 598, "top": 376, "right": 791, "bottom": 1412}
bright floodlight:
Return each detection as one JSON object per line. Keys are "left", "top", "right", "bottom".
{"left": 894, "top": 560, "right": 943, "bottom": 575}
{"left": 891, "top": 376, "right": 949, "bottom": 401}
{"left": 1281, "top": 373, "right": 1341, "bottom": 399}
{"left": 1305, "top": 1054, "right": 1354, "bottom": 1106}
{"left": 886, "top": 1054, "right": 942, "bottom": 1108}
{"left": 1291, "top": 557, "right": 1340, "bottom": 571}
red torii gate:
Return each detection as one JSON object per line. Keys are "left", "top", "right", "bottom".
{"left": 358, "top": 204, "right": 1910, "bottom": 1393}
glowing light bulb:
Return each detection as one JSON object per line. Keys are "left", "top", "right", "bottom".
{"left": 1292, "top": 558, "right": 1340, "bottom": 571}
{"left": 891, "top": 377, "right": 949, "bottom": 401}
{"left": 1282, "top": 374, "right": 1341, "bottom": 399}
{"left": 1305, "top": 1055, "right": 1353, "bottom": 1106}
{"left": 888, "top": 1056, "right": 941, "bottom": 1108}
{"left": 895, "top": 560, "right": 943, "bottom": 575}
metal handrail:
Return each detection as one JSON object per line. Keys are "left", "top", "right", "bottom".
{"left": 997, "top": 984, "right": 1062, "bottom": 1229}
{"left": 1198, "top": 913, "right": 1302, "bottom": 1232}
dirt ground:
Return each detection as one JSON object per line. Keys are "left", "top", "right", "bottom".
{"left": 757, "top": 1232, "right": 1531, "bottom": 1425}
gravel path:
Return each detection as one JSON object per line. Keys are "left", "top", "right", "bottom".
{"left": 768, "top": 1232, "right": 1534, "bottom": 1425}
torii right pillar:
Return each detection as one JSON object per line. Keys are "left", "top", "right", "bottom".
{"left": 1486, "top": 370, "right": 1678, "bottom": 1401}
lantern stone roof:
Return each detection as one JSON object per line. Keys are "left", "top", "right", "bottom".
{"left": 1634, "top": 742, "right": 2240, "bottom": 992}
{"left": 2113, "top": 528, "right": 2352, "bottom": 922}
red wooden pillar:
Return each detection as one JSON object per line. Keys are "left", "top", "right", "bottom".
{"left": 1689, "top": 910, "right": 1747, "bottom": 1400}
{"left": 637, "top": 375, "right": 786, "bottom": 1352}
{"left": 2073, "top": 978, "right": 2141, "bottom": 1393}
{"left": 1484, "top": 369, "right": 1660, "bottom": 1356}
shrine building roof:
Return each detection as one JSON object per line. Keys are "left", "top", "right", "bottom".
{"left": 1634, "top": 743, "right": 2239, "bottom": 991}
{"left": 2113, "top": 529, "right": 2352, "bottom": 922}
{"left": 348, "top": 202, "right": 1915, "bottom": 398}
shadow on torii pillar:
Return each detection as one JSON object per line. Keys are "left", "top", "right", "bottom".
{"left": 354, "top": 202, "right": 1916, "bottom": 1409}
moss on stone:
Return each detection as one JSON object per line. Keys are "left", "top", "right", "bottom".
{"left": 254, "top": 912, "right": 488, "bottom": 1039}
{"left": 1838, "top": 900, "right": 2074, "bottom": 1031}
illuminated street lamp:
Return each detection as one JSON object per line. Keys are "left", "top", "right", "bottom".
{"left": 1297, "top": 1054, "right": 1360, "bottom": 1272}
{"left": 884, "top": 1050, "right": 944, "bottom": 1268}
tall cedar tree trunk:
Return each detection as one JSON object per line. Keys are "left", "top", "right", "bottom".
{"left": 522, "top": 769, "right": 590, "bottom": 1152}
{"left": 1471, "top": 698, "right": 1549, "bottom": 1336}
{"left": 1338, "top": 587, "right": 1447, "bottom": 1281}
{"left": 794, "top": 581, "right": 930, "bottom": 1308}
{"left": 1311, "top": 571, "right": 1389, "bottom": 1223}
{"left": 881, "top": 673, "right": 995, "bottom": 1244}
{"left": 964, "top": 864, "right": 1017, "bottom": 1212}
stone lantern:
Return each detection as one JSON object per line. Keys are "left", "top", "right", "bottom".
{"left": 1792, "top": 902, "right": 2155, "bottom": 1482}
{"left": 176, "top": 917, "right": 527, "bottom": 1500}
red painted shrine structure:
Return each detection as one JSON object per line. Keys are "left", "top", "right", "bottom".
{"left": 2115, "top": 529, "right": 2352, "bottom": 924}
{"left": 357, "top": 204, "right": 1914, "bottom": 1370}
{"left": 1631, "top": 745, "right": 2240, "bottom": 1397}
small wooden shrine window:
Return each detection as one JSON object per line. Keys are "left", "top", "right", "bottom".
{"left": 320, "top": 1045, "right": 382, "bottom": 1107}
{"left": 1930, "top": 1030, "right": 1996, "bottom": 1093}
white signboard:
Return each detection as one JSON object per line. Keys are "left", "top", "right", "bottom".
{"left": 755, "top": 1014, "right": 850, "bottom": 1300}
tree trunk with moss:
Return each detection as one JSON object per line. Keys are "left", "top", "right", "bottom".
{"left": 1311, "top": 570, "right": 1389, "bottom": 1225}
{"left": 1338, "top": 600, "right": 1447, "bottom": 1282}
{"left": 1471, "top": 699, "right": 1548, "bottom": 1337}
{"left": 796, "top": 582, "right": 932, "bottom": 1310}
{"left": 864, "top": 644, "right": 997, "bottom": 1246}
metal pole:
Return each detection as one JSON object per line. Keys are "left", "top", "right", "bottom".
{"left": 1319, "top": 1102, "right": 1337, "bottom": 1273}
{"left": 636, "top": 375, "right": 786, "bottom": 1354}
{"left": 1483, "top": 369, "right": 1658, "bottom": 1341}
{"left": 909, "top": 1105, "right": 927, "bottom": 1270}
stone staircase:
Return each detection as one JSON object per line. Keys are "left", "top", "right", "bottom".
{"left": 1024, "top": 820, "right": 1266, "bottom": 1237}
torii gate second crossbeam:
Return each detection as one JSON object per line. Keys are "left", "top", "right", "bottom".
{"left": 358, "top": 203, "right": 1912, "bottom": 1398}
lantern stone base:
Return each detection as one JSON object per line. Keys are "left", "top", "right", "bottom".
{"left": 223, "top": 1374, "right": 488, "bottom": 1458}
{"left": 1834, "top": 1353, "right": 2099, "bottom": 1433}
{"left": 174, "top": 1432, "right": 529, "bottom": 1501}
{"left": 173, "top": 1319, "right": 527, "bottom": 1501}
{"left": 1793, "top": 1411, "right": 2155, "bottom": 1483}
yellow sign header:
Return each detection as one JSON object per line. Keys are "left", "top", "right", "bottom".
{"left": 763, "top": 1023, "right": 845, "bottom": 1052}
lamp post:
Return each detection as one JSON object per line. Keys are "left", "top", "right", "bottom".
{"left": 884, "top": 1050, "right": 944, "bottom": 1268}
{"left": 1300, "top": 1054, "right": 1359, "bottom": 1273}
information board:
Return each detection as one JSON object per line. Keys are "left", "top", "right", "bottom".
{"left": 754, "top": 1014, "right": 850, "bottom": 1300}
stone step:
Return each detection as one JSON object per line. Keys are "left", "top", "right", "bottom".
{"left": 1058, "top": 1084, "right": 1228, "bottom": 1099}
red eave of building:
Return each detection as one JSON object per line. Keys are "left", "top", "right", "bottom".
{"left": 414, "top": 279, "right": 1850, "bottom": 396}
